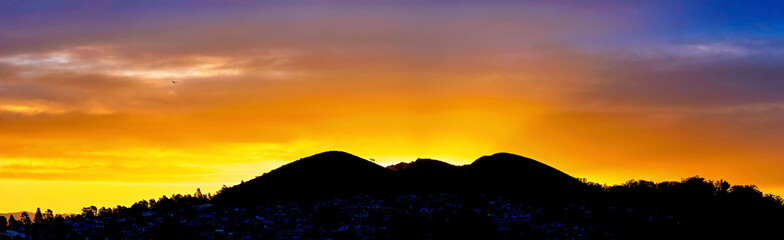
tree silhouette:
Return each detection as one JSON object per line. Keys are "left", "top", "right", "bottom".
{"left": 34, "top": 208, "right": 44, "bottom": 224}
{"left": 99, "top": 207, "right": 112, "bottom": 216}
{"left": 216, "top": 185, "right": 229, "bottom": 195}
{"left": 44, "top": 209, "right": 54, "bottom": 221}
{"left": 20, "top": 212, "right": 31, "bottom": 225}
{"left": 730, "top": 185, "right": 762, "bottom": 198}
{"left": 195, "top": 188, "right": 204, "bottom": 198}
{"left": 0, "top": 216, "right": 6, "bottom": 230}
{"left": 82, "top": 206, "right": 97, "bottom": 218}
{"left": 715, "top": 179, "right": 730, "bottom": 195}
{"left": 7, "top": 214, "right": 19, "bottom": 228}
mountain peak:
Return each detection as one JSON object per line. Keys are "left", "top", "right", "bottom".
{"left": 386, "top": 158, "right": 456, "bottom": 171}
{"left": 465, "top": 152, "right": 584, "bottom": 198}
{"left": 301, "top": 150, "right": 364, "bottom": 162}
{"left": 470, "top": 152, "right": 554, "bottom": 171}
{"left": 309, "top": 150, "right": 358, "bottom": 158}
{"left": 405, "top": 158, "right": 457, "bottom": 171}
{"left": 473, "top": 152, "right": 535, "bottom": 163}
{"left": 284, "top": 151, "right": 381, "bottom": 171}
{"left": 210, "top": 151, "right": 392, "bottom": 204}
{"left": 213, "top": 151, "right": 586, "bottom": 205}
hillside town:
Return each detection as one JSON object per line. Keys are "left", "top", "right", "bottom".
{"left": 1, "top": 192, "right": 608, "bottom": 239}
{"left": 2, "top": 173, "right": 784, "bottom": 239}
{"left": 4, "top": 177, "right": 782, "bottom": 239}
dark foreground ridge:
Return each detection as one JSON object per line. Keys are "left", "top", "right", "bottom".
{"left": 211, "top": 151, "right": 585, "bottom": 205}
{"left": 2, "top": 151, "right": 783, "bottom": 239}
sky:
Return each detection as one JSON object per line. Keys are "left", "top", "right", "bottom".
{"left": 1, "top": 0, "right": 784, "bottom": 213}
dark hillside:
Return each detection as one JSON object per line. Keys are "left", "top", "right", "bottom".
{"left": 212, "top": 151, "right": 394, "bottom": 204}
{"left": 213, "top": 151, "right": 588, "bottom": 205}
{"left": 396, "top": 158, "right": 462, "bottom": 193}
{"left": 462, "top": 153, "right": 586, "bottom": 200}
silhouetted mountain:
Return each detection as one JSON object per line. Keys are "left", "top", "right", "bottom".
{"left": 401, "top": 158, "right": 458, "bottom": 173}
{"left": 212, "top": 151, "right": 587, "bottom": 205}
{"left": 463, "top": 153, "right": 585, "bottom": 200}
{"left": 211, "top": 151, "right": 394, "bottom": 205}
{"left": 397, "top": 158, "right": 462, "bottom": 193}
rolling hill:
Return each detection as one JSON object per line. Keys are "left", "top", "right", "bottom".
{"left": 212, "top": 151, "right": 587, "bottom": 205}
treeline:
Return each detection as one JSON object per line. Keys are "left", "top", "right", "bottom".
{"left": 2, "top": 178, "right": 783, "bottom": 239}
{"left": 4, "top": 177, "right": 784, "bottom": 228}
{"left": 578, "top": 176, "right": 784, "bottom": 239}
{"left": 81, "top": 188, "right": 213, "bottom": 220}
{"left": 0, "top": 209, "right": 56, "bottom": 230}
{"left": 580, "top": 176, "right": 783, "bottom": 208}
{"left": 0, "top": 188, "right": 212, "bottom": 230}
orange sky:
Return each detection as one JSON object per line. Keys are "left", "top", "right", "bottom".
{"left": 2, "top": 1, "right": 784, "bottom": 213}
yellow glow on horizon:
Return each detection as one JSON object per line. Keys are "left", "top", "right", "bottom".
{"left": 0, "top": 180, "right": 225, "bottom": 214}
{"left": 1, "top": 91, "right": 783, "bottom": 213}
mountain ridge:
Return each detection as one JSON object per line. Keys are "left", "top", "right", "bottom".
{"left": 212, "top": 151, "right": 588, "bottom": 205}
